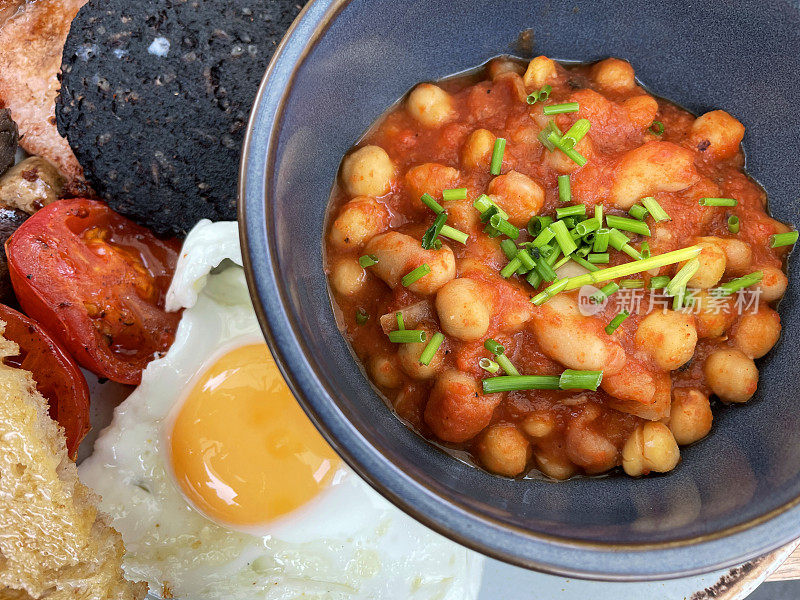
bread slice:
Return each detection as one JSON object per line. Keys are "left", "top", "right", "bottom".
{"left": 0, "top": 323, "right": 146, "bottom": 599}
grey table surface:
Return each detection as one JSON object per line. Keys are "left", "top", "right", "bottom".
{"left": 254, "top": 2, "right": 799, "bottom": 598}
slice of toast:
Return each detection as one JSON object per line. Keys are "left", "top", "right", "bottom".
{"left": 0, "top": 322, "right": 146, "bottom": 599}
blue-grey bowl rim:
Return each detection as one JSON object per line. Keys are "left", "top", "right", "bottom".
{"left": 238, "top": 0, "right": 800, "bottom": 580}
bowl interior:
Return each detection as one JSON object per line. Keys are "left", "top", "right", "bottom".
{"left": 242, "top": 0, "right": 800, "bottom": 578}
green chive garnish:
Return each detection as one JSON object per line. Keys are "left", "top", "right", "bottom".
{"left": 591, "top": 282, "right": 619, "bottom": 304}
{"left": 482, "top": 375, "right": 561, "bottom": 393}
{"left": 396, "top": 311, "right": 405, "bottom": 330}
{"left": 531, "top": 278, "right": 569, "bottom": 305}
{"left": 628, "top": 204, "right": 648, "bottom": 221}
{"left": 561, "top": 119, "right": 591, "bottom": 149}
{"left": 727, "top": 215, "right": 740, "bottom": 234}
{"left": 419, "top": 332, "right": 445, "bottom": 365}
{"left": 501, "top": 257, "right": 523, "bottom": 279}
{"left": 641, "top": 197, "right": 670, "bottom": 222}
{"left": 699, "top": 197, "right": 738, "bottom": 207}
{"left": 605, "top": 310, "right": 630, "bottom": 334}
{"left": 640, "top": 241, "right": 651, "bottom": 259}
{"left": 556, "top": 204, "right": 586, "bottom": 219}
{"left": 546, "top": 130, "right": 588, "bottom": 166}
{"left": 479, "top": 357, "right": 500, "bottom": 373}
{"left": 620, "top": 279, "right": 644, "bottom": 288}
{"left": 648, "top": 121, "right": 665, "bottom": 135}
{"left": 517, "top": 249, "right": 536, "bottom": 271}
{"left": 440, "top": 224, "right": 469, "bottom": 244}
{"left": 490, "top": 214, "right": 520, "bottom": 239}
{"left": 538, "top": 120, "right": 562, "bottom": 151}
{"left": 359, "top": 254, "right": 378, "bottom": 268}
{"left": 550, "top": 220, "right": 578, "bottom": 256}
{"left": 606, "top": 215, "right": 651, "bottom": 237}
{"left": 593, "top": 228, "right": 610, "bottom": 252}
{"left": 649, "top": 275, "right": 670, "bottom": 289}
{"left": 771, "top": 231, "right": 798, "bottom": 248}
{"left": 714, "top": 271, "right": 764, "bottom": 296}
{"left": 421, "top": 212, "right": 448, "bottom": 249}
{"left": 588, "top": 253, "right": 609, "bottom": 264}
{"left": 355, "top": 308, "right": 369, "bottom": 325}
{"left": 442, "top": 187, "right": 467, "bottom": 201}
{"left": 402, "top": 264, "right": 431, "bottom": 287}
{"left": 500, "top": 238, "right": 518, "bottom": 260}
{"left": 558, "top": 174, "right": 571, "bottom": 203}
{"left": 490, "top": 138, "right": 506, "bottom": 175}
{"left": 528, "top": 215, "right": 553, "bottom": 237}
{"left": 575, "top": 217, "right": 601, "bottom": 237}
{"left": 570, "top": 255, "right": 600, "bottom": 272}
{"left": 543, "top": 102, "right": 579, "bottom": 115}
{"left": 421, "top": 193, "right": 445, "bottom": 214}
{"left": 484, "top": 339, "right": 504, "bottom": 355}
{"left": 666, "top": 259, "right": 700, "bottom": 296}
{"left": 559, "top": 369, "right": 603, "bottom": 391}
{"left": 388, "top": 329, "right": 426, "bottom": 343}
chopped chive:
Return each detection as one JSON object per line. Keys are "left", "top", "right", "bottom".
{"left": 484, "top": 339, "right": 505, "bottom": 355}
{"left": 561, "top": 217, "right": 577, "bottom": 230}
{"left": 628, "top": 204, "right": 648, "bottom": 221}
{"left": 556, "top": 204, "right": 586, "bottom": 219}
{"left": 355, "top": 308, "right": 369, "bottom": 325}
{"left": 495, "top": 354, "right": 520, "bottom": 376}
{"left": 538, "top": 120, "right": 562, "bottom": 151}
{"left": 593, "top": 228, "right": 610, "bottom": 252}
{"left": 715, "top": 271, "right": 764, "bottom": 296}
{"left": 672, "top": 287, "right": 688, "bottom": 310}
{"left": 641, "top": 197, "right": 670, "bottom": 222}
{"left": 699, "top": 197, "right": 738, "bottom": 207}
{"left": 528, "top": 215, "right": 553, "bottom": 237}
{"left": 559, "top": 369, "right": 603, "bottom": 391}
{"left": 440, "top": 224, "right": 469, "bottom": 244}
{"left": 543, "top": 102, "right": 580, "bottom": 115}
{"left": 421, "top": 212, "right": 448, "bottom": 249}
{"left": 576, "top": 245, "right": 591, "bottom": 257}
{"left": 533, "top": 226, "right": 556, "bottom": 248}
{"left": 575, "top": 217, "right": 601, "bottom": 236}
{"left": 501, "top": 257, "right": 523, "bottom": 278}
{"left": 605, "top": 310, "right": 630, "bottom": 334}
{"left": 591, "top": 282, "right": 619, "bottom": 304}
{"left": 473, "top": 194, "right": 494, "bottom": 214}
{"left": 621, "top": 245, "right": 644, "bottom": 261}
{"left": 546, "top": 130, "right": 588, "bottom": 166}
{"left": 608, "top": 228, "right": 631, "bottom": 251}
{"left": 771, "top": 231, "right": 798, "bottom": 248}
{"left": 483, "top": 375, "right": 561, "bottom": 393}
{"left": 558, "top": 245, "right": 703, "bottom": 292}
{"left": 421, "top": 193, "right": 445, "bottom": 214}
{"left": 727, "top": 215, "right": 740, "bottom": 234}
{"left": 490, "top": 214, "right": 520, "bottom": 239}
{"left": 553, "top": 255, "right": 572, "bottom": 270}
{"left": 396, "top": 311, "right": 405, "bottom": 330}
{"left": 484, "top": 222, "right": 502, "bottom": 238}
{"left": 570, "top": 255, "right": 600, "bottom": 272}
{"left": 526, "top": 269, "right": 543, "bottom": 288}
{"left": 433, "top": 238, "right": 443, "bottom": 249}
{"left": 606, "top": 215, "right": 651, "bottom": 236}
{"left": 561, "top": 119, "right": 591, "bottom": 149}
{"left": 648, "top": 120, "right": 665, "bottom": 135}
{"left": 526, "top": 91, "right": 539, "bottom": 105}
{"left": 388, "top": 329, "right": 426, "bottom": 343}
{"left": 649, "top": 275, "right": 670, "bottom": 289}
{"left": 582, "top": 231, "right": 597, "bottom": 246}
{"left": 538, "top": 84, "right": 552, "bottom": 102}
{"left": 531, "top": 278, "right": 569, "bottom": 305}
{"left": 550, "top": 220, "right": 578, "bottom": 256}
{"left": 442, "top": 188, "right": 467, "bottom": 202}
{"left": 359, "top": 254, "right": 379, "bottom": 268}
{"left": 620, "top": 279, "right": 644, "bottom": 288}
{"left": 594, "top": 204, "right": 604, "bottom": 227}
{"left": 587, "top": 253, "right": 610, "bottom": 264}
{"left": 558, "top": 174, "right": 571, "bottom": 203}
{"left": 666, "top": 258, "right": 700, "bottom": 296}
{"left": 500, "top": 238, "right": 518, "bottom": 260}
{"left": 490, "top": 138, "right": 506, "bottom": 175}
{"left": 640, "top": 241, "right": 651, "bottom": 259}
{"left": 517, "top": 249, "right": 536, "bottom": 271}
{"left": 419, "top": 332, "right": 445, "bottom": 365}
{"left": 479, "top": 357, "right": 500, "bottom": 373}
{"left": 401, "top": 264, "right": 431, "bottom": 287}
{"left": 479, "top": 205, "right": 499, "bottom": 224}
{"left": 535, "top": 255, "right": 558, "bottom": 282}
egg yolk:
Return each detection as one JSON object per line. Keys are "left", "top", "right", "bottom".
{"left": 169, "top": 343, "right": 340, "bottom": 526}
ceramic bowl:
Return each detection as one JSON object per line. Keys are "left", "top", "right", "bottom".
{"left": 240, "top": 0, "right": 800, "bottom": 580}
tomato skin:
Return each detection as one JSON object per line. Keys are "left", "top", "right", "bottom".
{"left": 0, "top": 303, "right": 90, "bottom": 460}
{"left": 6, "top": 199, "right": 181, "bottom": 384}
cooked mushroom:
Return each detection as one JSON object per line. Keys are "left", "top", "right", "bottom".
{"left": 0, "top": 156, "right": 64, "bottom": 214}
{"left": 0, "top": 207, "right": 28, "bottom": 301}
{"left": 0, "top": 108, "right": 18, "bottom": 177}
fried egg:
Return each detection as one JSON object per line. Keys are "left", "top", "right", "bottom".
{"left": 79, "top": 220, "right": 483, "bottom": 600}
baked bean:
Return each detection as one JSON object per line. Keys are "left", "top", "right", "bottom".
{"left": 487, "top": 170, "right": 545, "bottom": 227}
{"left": 370, "top": 355, "right": 402, "bottom": 389}
{"left": 364, "top": 232, "right": 456, "bottom": 294}
{"left": 405, "top": 162, "right": 460, "bottom": 201}
{"left": 591, "top": 58, "right": 636, "bottom": 91}
{"left": 622, "top": 95, "right": 659, "bottom": 129}
{"left": 435, "top": 278, "right": 491, "bottom": 341}
{"left": 678, "top": 241, "right": 726, "bottom": 289}
{"left": 477, "top": 424, "right": 531, "bottom": 477}
{"left": 755, "top": 266, "right": 788, "bottom": 302}
{"left": 487, "top": 58, "right": 524, "bottom": 79}
{"left": 603, "top": 365, "right": 671, "bottom": 421}
{"left": 622, "top": 422, "right": 680, "bottom": 476}
{"left": 635, "top": 311, "right": 697, "bottom": 371}
{"left": 543, "top": 136, "right": 594, "bottom": 174}
{"left": 733, "top": 307, "right": 781, "bottom": 358}
{"left": 461, "top": 128, "right": 496, "bottom": 170}
{"left": 693, "top": 290, "right": 736, "bottom": 338}
{"left": 530, "top": 294, "right": 626, "bottom": 374}
{"left": 690, "top": 110, "right": 745, "bottom": 160}
{"left": 398, "top": 326, "right": 445, "bottom": 380}
{"left": 565, "top": 417, "right": 618, "bottom": 474}
{"left": 406, "top": 83, "right": 454, "bottom": 127}
{"left": 341, "top": 145, "right": 394, "bottom": 197}
{"left": 535, "top": 450, "right": 577, "bottom": 480}
{"left": 610, "top": 141, "right": 699, "bottom": 209}
{"left": 668, "top": 389, "right": 713, "bottom": 445}
{"left": 699, "top": 236, "right": 753, "bottom": 274}
{"left": 703, "top": 349, "right": 758, "bottom": 403}
{"left": 521, "top": 412, "right": 555, "bottom": 438}
{"left": 523, "top": 56, "right": 557, "bottom": 89}
{"left": 330, "top": 258, "right": 366, "bottom": 296}
{"left": 443, "top": 198, "right": 480, "bottom": 233}
{"left": 329, "top": 196, "right": 391, "bottom": 249}
{"left": 424, "top": 371, "right": 500, "bottom": 442}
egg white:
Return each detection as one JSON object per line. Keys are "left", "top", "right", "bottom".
{"left": 79, "top": 220, "right": 484, "bottom": 600}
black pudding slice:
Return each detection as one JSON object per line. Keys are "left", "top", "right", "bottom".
{"left": 57, "top": 0, "right": 303, "bottom": 236}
